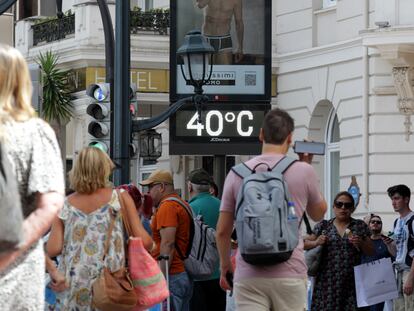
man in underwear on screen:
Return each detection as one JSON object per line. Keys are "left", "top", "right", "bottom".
{"left": 196, "top": 0, "right": 244, "bottom": 65}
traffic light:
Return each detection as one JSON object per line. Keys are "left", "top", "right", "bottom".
{"left": 86, "top": 83, "right": 111, "bottom": 153}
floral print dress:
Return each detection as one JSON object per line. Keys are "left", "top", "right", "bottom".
{"left": 55, "top": 190, "right": 126, "bottom": 311}
{"left": 311, "top": 218, "right": 371, "bottom": 311}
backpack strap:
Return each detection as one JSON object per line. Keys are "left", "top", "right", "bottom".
{"left": 163, "top": 197, "right": 194, "bottom": 218}
{"left": 394, "top": 218, "right": 398, "bottom": 229}
{"left": 162, "top": 197, "right": 194, "bottom": 260}
{"left": 231, "top": 163, "right": 252, "bottom": 179}
{"left": 405, "top": 215, "right": 414, "bottom": 267}
{"left": 303, "top": 212, "right": 313, "bottom": 235}
{"left": 271, "top": 156, "right": 297, "bottom": 175}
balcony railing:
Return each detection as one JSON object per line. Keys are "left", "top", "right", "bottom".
{"left": 30, "top": 10, "right": 169, "bottom": 47}
{"left": 130, "top": 11, "right": 170, "bottom": 35}
{"left": 32, "top": 14, "right": 75, "bottom": 46}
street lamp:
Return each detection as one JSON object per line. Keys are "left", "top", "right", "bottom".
{"left": 132, "top": 29, "right": 214, "bottom": 132}
{"left": 139, "top": 129, "right": 162, "bottom": 160}
{"left": 177, "top": 30, "right": 214, "bottom": 95}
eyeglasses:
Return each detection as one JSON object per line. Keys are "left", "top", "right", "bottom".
{"left": 370, "top": 220, "right": 382, "bottom": 225}
{"left": 334, "top": 201, "right": 353, "bottom": 209}
{"left": 148, "top": 183, "right": 163, "bottom": 191}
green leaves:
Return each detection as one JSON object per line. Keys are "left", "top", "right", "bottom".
{"left": 37, "top": 51, "right": 73, "bottom": 124}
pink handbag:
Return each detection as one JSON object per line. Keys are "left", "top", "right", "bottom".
{"left": 129, "top": 237, "right": 170, "bottom": 310}
{"left": 117, "top": 190, "right": 169, "bottom": 310}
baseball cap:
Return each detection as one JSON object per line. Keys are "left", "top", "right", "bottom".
{"left": 140, "top": 169, "right": 173, "bottom": 186}
{"left": 188, "top": 168, "right": 213, "bottom": 185}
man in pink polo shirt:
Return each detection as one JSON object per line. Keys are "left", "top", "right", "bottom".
{"left": 216, "top": 108, "right": 327, "bottom": 311}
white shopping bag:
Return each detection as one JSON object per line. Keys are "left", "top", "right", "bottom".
{"left": 354, "top": 257, "right": 398, "bottom": 307}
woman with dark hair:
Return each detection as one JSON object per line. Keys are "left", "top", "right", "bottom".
{"left": 117, "top": 183, "right": 153, "bottom": 235}
{"left": 307, "top": 191, "right": 374, "bottom": 311}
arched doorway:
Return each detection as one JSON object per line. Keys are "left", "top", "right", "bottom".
{"left": 308, "top": 100, "right": 340, "bottom": 218}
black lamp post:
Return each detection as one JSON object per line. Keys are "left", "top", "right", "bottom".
{"left": 132, "top": 29, "right": 214, "bottom": 132}
{"left": 139, "top": 129, "right": 162, "bottom": 160}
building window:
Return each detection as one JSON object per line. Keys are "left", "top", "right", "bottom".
{"left": 145, "top": 0, "right": 154, "bottom": 11}
{"left": 138, "top": 157, "right": 158, "bottom": 192}
{"left": 202, "top": 156, "right": 235, "bottom": 179}
{"left": 325, "top": 111, "right": 340, "bottom": 218}
{"left": 19, "top": 0, "right": 37, "bottom": 19}
{"left": 323, "top": 0, "right": 337, "bottom": 8}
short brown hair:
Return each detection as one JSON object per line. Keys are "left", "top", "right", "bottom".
{"left": 69, "top": 147, "right": 115, "bottom": 194}
{"left": 262, "top": 108, "right": 294, "bottom": 144}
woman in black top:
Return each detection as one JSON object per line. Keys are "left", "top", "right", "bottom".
{"left": 307, "top": 191, "right": 374, "bottom": 311}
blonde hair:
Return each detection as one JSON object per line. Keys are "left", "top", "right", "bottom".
{"left": 0, "top": 44, "right": 35, "bottom": 122}
{"left": 69, "top": 147, "right": 115, "bottom": 194}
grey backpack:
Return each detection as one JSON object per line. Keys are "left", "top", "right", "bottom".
{"left": 232, "top": 156, "right": 298, "bottom": 265}
{"left": 164, "top": 197, "right": 219, "bottom": 280}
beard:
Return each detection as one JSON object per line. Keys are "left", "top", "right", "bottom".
{"left": 371, "top": 228, "right": 382, "bottom": 235}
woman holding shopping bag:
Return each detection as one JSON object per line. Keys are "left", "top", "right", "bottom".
{"left": 307, "top": 191, "right": 374, "bottom": 311}
{"left": 47, "top": 147, "right": 153, "bottom": 310}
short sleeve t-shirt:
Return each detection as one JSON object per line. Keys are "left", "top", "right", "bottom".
{"left": 220, "top": 154, "right": 323, "bottom": 282}
{"left": 151, "top": 193, "right": 191, "bottom": 275}
{"left": 394, "top": 212, "right": 414, "bottom": 268}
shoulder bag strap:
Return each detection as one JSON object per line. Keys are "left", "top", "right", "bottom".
{"left": 102, "top": 209, "right": 117, "bottom": 262}
{"left": 117, "top": 189, "right": 133, "bottom": 238}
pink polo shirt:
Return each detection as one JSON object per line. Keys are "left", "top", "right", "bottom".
{"left": 220, "top": 154, "right": 323, "bottom": 281}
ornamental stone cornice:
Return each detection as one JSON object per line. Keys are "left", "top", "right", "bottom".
{"left": 362, "top": 26, "right": 414, "bottom": 140}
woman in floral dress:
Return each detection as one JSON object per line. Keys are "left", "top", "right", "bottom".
{"left": 0, "top": 45, "right": 65, "bottom": 310}
{"left": 47, "top": 147, "right": 153, "bottom": 310}
{"left": 307, "top": 191, "right": 374, "bottom": 311}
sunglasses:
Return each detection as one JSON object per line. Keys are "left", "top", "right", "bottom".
{"left": 334, "top": 201, "right": 353, "bottom": 209}
{"left": 370, "top": 220, "right": 382, "bottom": 225}
{"left": 148, "top": 183, "right": 163, "bottom": 190}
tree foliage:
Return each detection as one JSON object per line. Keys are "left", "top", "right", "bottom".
{"left": 37, "top": 51, "right": 73, "bottom": 124}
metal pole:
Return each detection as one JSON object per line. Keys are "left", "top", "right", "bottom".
{"left": 96, "top": 0, "right": 115, "bottom": 160}
{"left": 113, "top": 0, "right": 131, "bottom": 185}
{"left": 56, "top": 0, "right": 63, "bottom": 18}
{"left": 213, "top": 155, "right": 226, "bottom": 199}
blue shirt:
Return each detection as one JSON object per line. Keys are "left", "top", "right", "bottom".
{"left": 361, "top": 238, "right": 391, "bottom": 264}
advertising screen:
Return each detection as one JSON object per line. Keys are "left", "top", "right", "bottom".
{"left": 170, "top": 0, "right": 271, "bottom": 102}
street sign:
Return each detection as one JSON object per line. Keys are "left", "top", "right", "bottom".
{"left": 170, "top": 103, "right": 270, "bottom": 155}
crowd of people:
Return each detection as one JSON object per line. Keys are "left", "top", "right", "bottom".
{"left": 1, "top": 44, "right": 414, "bottom": 311}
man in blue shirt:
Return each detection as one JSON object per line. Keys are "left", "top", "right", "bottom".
{"left": 387, "top": 184, "right": 414, "bottom": 311}
{"left": 187, "top": 168, "right": 225, "bottom": 311}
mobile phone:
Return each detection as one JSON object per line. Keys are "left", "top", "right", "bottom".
{"left": 226, "top": 271, "right": 234, "bottom": 288}
{"left": 293, "top": 141, "right": 326, "bottom": 155}
{"left": 381, "top": 234, "right": 393, "bottom": 241}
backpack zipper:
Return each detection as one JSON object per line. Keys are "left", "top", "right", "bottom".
{"left": 235, "top": 177, "right": 284, "bottom": 217}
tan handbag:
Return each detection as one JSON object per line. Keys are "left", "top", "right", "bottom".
{"left": 92, "top": 206, "right": 138, "bottom": 311}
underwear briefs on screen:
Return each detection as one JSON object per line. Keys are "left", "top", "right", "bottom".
{"left": 205, "top": 34, "right": 233, "bottom": 53}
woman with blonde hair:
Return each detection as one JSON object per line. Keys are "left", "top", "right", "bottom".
{"left": 47, "top": 146, "right": 153, "bottom": 310}
{"left": 0, "top": 44, "right": 65, "bottom": 309}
